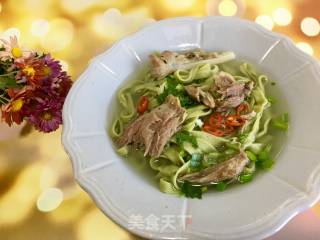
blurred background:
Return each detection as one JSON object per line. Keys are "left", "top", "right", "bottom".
{"left": 0, "top": 0, "right": 319, "bottom": 239}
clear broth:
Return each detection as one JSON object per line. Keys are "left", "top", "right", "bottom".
{"left": 108, "top": 59, "right": 289, "bottom": 189}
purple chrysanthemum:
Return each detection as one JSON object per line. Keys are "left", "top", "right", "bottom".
{"left": 27, "top": 99, "right": 62, "bottom": 133}
{"left": 41, "top": 71, "right": 72, "bottom": 98}
{"left": 43, "top": 54, "right": 62, "bottom": 79}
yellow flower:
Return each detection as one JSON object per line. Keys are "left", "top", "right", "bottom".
{"left": 23, "top": 65, "right": 35, "bottom": 77}
{"left": 0, "top": 36, "right": 28, "bottom": 61}
{"left": 11, "top": 98, "right": 24, "bottom": 112}
{"left": 11, "top": 47, "right": 22, "bottom": 58}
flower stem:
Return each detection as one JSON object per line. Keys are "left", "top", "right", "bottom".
{"left": 0, "top": 71, "right": 18, "bottom": 77}
{"left": 0, "top": 94, "right": 9, "bottom": 102}
{"left": 0, "top": 97, "right": 6, "bottom": 104}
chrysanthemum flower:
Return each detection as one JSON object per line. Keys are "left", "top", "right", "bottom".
{"left": 0, "top": 36, "right": 30, "bottom": 61}
{"left": 1, "top": 86, "right": 34, "bottom": 125}
{"left": 27, "top": 99, "right": 63, "bottom": 133}
{"left": 15, "top": 56, "right": 48, "bottom": 86}
{"left": 0, "top": 35, "right": 73, "bottom": 133}
{"left": 43, "top": 54, "right": 62, "bottom": 79}
{"left": 42, "top": 71, "right": 72, "bottom": 98}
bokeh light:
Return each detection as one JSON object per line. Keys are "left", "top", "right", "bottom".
{"left": 296, "top": 42, "right": 314, "bottom": 55}
{"left": 162, "top": 0, "right": 196, "bottom": 11}
{"left": 77, "top": 209, "right": 132, "bottom": 240}
{"left": 272, "top": 8, "right": 292, "bottom": 26}
{"left": 61, "top": 0, "right": 97, "bottom": 13}
{"left": 37, "top": 188, "right": 64, "bottom": 212}
{"left": 40, "top": 18, "right": 74, "bottom": 52}
{"left": 60, "top": 0, "right": 131, "bottom": 14}
{"left": 301, "top": 17, "right": 320, "bottom": 37}
{"left": 30, "top": 19, "right": 49, "bottom": 37}
{"left": 59, "top": 60, "right": 69, "bottom": 72}
{"left": 218, "top": 0, "right": 238, "bottom": 16}
{"left": 255, "top": 15, "right": 274, "bottom": 30}
{"left": 40, "top": 166, "right": 58, "bottom": 190}
{"left": 92, "top": 8, "right": 123, "bottom": 40}
{"left": 1, "top": 27, "right": 21, "bottom": 41}
{"left": 92, "top": 8, "right": 152, "bottom": 42}
{"left": 0, "top": 165, "right": 41, "bottom": 225}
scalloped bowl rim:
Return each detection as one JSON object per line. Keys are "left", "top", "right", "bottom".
{"left": 62, "top": 16, "right": 320, "bottom": 240}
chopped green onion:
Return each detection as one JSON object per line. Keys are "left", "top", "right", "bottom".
{"left": 201, "top": 186, "right": 208, "bottom": 193}
{"left": 272, "top": 113, "right": 289, "bottom": 131}
{"left": 238, "top": 174, "right": 253, "bottom": 183}
{"left": 257, "top": 159, "right": 274, "bottom": 169}
{"left": 256, "top": 145, "right": 274, "bottom": 169}
{"left": 179, "top": 149, "right": 187, "bottom": 158}
{"left": 190, "top": 153, "right": 203, "bottom": 171}
{"left": 267, "top": 96, "right": 277, "bottom": 105}
{"left": 258, "top": 151, "right": 269, "bottom": 161}
{"left": 245, "top": 150, "right": 257, "bottom": 162}
{"left": 116, "top": 146, "right": 129, "bottom": 156}
{"left": 215, "top": 182, "right": 227, "bottom": 191}
{"left": 238, "top": 133, "right": 248, "bottom": 144}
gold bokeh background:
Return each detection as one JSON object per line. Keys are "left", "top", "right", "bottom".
{"left": 0, "top": 0, "right": 319, "bottom": 239}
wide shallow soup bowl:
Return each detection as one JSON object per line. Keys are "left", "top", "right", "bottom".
{"left": 62, "top": 16, "right": 320, "bottom": 240}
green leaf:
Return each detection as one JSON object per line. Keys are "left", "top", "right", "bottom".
{"left": 156, "top": 76, "right": 197, "bottom": 108}
{"left": 215, "top": 182, "right": 227, "bottom": 191}
{"left": 157, "top": 91, "right": 167, "bottom": 104}
{"left": 238, "top": 174, "right": 253, "bottom": 183}
{"left": 157, "top": 77, "right": 178, "bottom": 104}
{"left": 0, "top": 76, "right": 19, "bottom": 90}
{"left": 178, "top": 92, "right": 197, "bottom": 108}
{"left": 175, "top": 130, "right": 198, "bottom": 148}
{"left": 181, "top": 181, "right": 202, "bottom": 199}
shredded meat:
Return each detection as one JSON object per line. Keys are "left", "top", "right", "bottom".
{"left": 221, "top": 95, "right": 245, "bottom": 108}
{"left": 117, "top": 95, "right": 186, "bottom": 157}
{"left": 149, "top": 50, "right": 218, "bottom": 78}
{"left": 179, "top": 152, "right": 249, "bottom": 185}
{"left": 215, "top": 71, "right": 235, "bottom": 89}
{"left": 214, "top": 71, "right": 249, "bottom": 111}
{"left": 226, "top": 83, "right": 245, "bottom": 98}
{"left": 185, "top": 85, "right": 215, "bottom": 108}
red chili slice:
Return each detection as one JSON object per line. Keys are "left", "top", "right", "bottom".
{"left": 226, "top": 115, "right": 245, "bottom": 127}
{"left": 137, "top": 96, "right": 149, "bottom": 114}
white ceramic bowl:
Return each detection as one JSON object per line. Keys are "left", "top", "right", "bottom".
{"left": 62, "top": 17, "right": 320, "bottom": 240}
